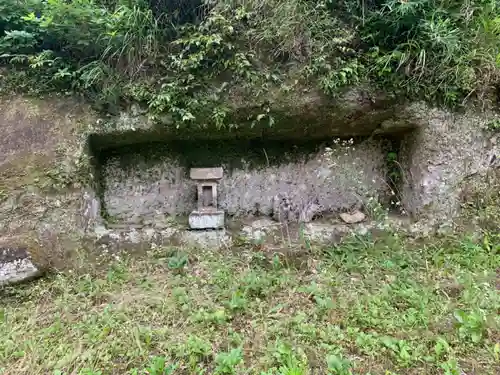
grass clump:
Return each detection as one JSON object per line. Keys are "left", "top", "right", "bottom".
{"left": 1, "top": 230, "right": 499, "bottom": 374}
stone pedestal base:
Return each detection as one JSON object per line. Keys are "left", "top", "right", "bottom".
{"left": 189, "top": 210, "right": 225, "bottom": 229}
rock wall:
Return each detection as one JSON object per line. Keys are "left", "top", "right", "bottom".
{"left": 101, "top": 139, "right": 390, "bottom": 223}
{"left": 0, "top": 96, "right": 99, "bottom": 236}
{"left": 399, "top": 103, "right": 500, "bottom": 224}
{"left": 0, "top": 95, "right": 100, "bottom": 284}
{"left": 0, "top": 93, "right": 499, "bottom": 284}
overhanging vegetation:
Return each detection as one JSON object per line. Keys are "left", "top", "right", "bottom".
{"left": 0, "top": 0, "right": 499, "bottom": 130}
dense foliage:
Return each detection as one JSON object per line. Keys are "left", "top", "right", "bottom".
{"left": 0, "top": 0, "right": 499, "bottom": 126}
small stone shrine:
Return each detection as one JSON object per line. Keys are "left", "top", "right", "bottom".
{"left": 188, "top": 167, "right": 225, "bottom": 229}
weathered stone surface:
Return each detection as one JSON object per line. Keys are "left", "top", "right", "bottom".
{"left": 240, "top": 219, "right": 372, "bottom": 245}
{"left": 91, "top": 218, "right": 380, "bottom": 251}
{"left": 0, "top": 95, "right": 102, "bottom": 284}
{"left": 398, "top": 103, "right": 500, "bottom": 222}
{"left": 240, "top": 218, "right": 280, "bottom": 242}
{"left": 0, "top": 246, "right": 41, "bottom": 285}
{"left": 89, "top": 87, "right": 405, "bottom": 150}
{"left": 0, "top": 95, "right": 99, "bottom": 238}
{"left": 0, "top": 96, "right": 95, "bottom": 188}
{"left": 102, "top": 139, "right": 390, "bottom": 223}
{"left": 1, "top": 92, "right": 499, "bottom": 263}
{"left": 179, "top": 229, "right": 232, "bottom": 249}
{"left": 302, "top": 223, "right": 351, "bottom": 243}
{"left": 189, "top": 210, "right": 225, "bottom": 229}
{"left": 340, "top": 211, "right": 366, "bottom": 224}
{"left": 93, "top": 225, "right": 232, "bottom": 251}
{"left": 190, "top": 167, "right": 223, "bottom": 180}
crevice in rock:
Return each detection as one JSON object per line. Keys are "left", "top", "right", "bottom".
{"left": 383, "top": 135, "right": 406, "bottom": 216}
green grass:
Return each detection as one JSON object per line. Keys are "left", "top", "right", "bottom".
{"left": 1, "top": 232, "right": 499, "bottom": 375}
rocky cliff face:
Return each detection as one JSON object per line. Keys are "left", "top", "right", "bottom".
{"left": 0, "top": 96, "right": 100, "bottom": 285}
{"left": 399, "top": 103, "right": 500, "bottom": 223}
{"left": 0, "top": 92, "right": 498, "bottom": 284}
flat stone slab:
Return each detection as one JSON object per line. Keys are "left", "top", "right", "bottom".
{"left": 190, "top": 167, "right": 223, "bottom": 180}
{"left": 189, "top": 210, "right": 225, "bottom": 229}
{"left": 0, "top": 247, "right": 41, "bottom": 286}
{"left": 340, "top": 211, "right": 366, "bottom": 224}
{"left": 180, "top": 229, "right": 231, "bottom": 249}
